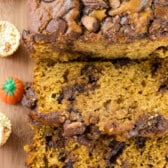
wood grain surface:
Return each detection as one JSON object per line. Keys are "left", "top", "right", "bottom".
{"left": 0, "top": 1, "right": 33, "bottom": 167}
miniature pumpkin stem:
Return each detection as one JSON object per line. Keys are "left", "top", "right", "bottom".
{"left": 2, "top": 78, "right": 16, "bottom": 95}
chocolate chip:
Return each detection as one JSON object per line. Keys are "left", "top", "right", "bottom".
{"left": 58, "top": 151, "right": 66, "bottom": 162}
{"left": 86, "top": 125, "right": 101, "bottom": 140}
{"left": 22, "top": 30, "right": 30, "bottom": 40}
{"left": 44, "top": 156, "right": 49, "bottom": 167}
{"left": 158, "top": 83, "right": 168, "bottom": 93}
{"left": 88, "top": 75, "right": 99, "bottom": 83}
{"left": 135, "top": 114, "right": 168, "bottom": 136}
{"left": 109, "top": 142, "right": 125, "bottom": 163}
{"left": 68, "top": 107, "right": 79, "bottom": 113}
{"left": 108, "top": 139, "right": 118, "bottom": 148}
{"left": 46, "top": 19, "right": 67, "bottom": 34}
{"left": 63, "top": 162, "right": 73, "bottom": 168}
{"left": 57, "top": 82, "right": 98, "bottom": 103}
{"left": 45, "top": 136, "right": 52, "bottom": 146}
{"left": 81, "top": 64, "right": 100, "bottom": 76}
{"left": 135, "top": 137, "right": 147, "bottom": 148}
{"left": 165, "top": 155, "right": 168, "bottom": 161}
{"left": 21, "top": 83, "right": 37, "bottom": 109}
{"left": 150, "top": 19, "right": 168, "bottom": 39}
{"left": 82, "top": 0, "right": 108, "bottom": 14}
{"left": 77, "top": 135, "right": 92, "bottom": 147}
{"left": 101, "top": 16, "right": 120, "bottom": 40}
{"left": 63, "top": 70, "right": 69, "bottom": 83}
{"left": 151, "top": 61, "right": 161, "bottom": 76}
{"left": 57, "top": 93, "right": 64, "bottom": 104}
{"left": 57, "top": 85, "right": 77, "bottom": 103}
{"left": 112, "top": 58, "right": 131, "bottom": 68}
{"left": 57, "top": 64, "right": 100, "bottom": 104}
{"left": 51, "top": 93, "right": 57, "bottom": 99}
{"left": 75, "top": 84, "right": 85, "bottom": 93}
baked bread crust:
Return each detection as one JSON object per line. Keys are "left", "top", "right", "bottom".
{"left": 23, "top": 0, "right": 168, "bottom": 61}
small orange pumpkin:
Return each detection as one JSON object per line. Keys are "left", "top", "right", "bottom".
{"left": 0, "top": 77, "right": 24, "bottom": 104}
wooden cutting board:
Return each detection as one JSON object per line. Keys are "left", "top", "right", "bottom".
{"left": 0, "top": 1, "right": 34, "bottom": 167}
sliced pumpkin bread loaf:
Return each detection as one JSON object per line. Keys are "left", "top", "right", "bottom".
{"left": 23, "top": 0, "right": 168, "bottom": 62}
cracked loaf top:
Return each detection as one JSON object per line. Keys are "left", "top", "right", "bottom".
{"left": 27, "top": 0, "right": 168, "bottom": 42}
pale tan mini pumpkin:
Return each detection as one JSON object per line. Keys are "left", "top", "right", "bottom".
{"left": 0, "top": 112, "right": 11, "bottom": 146}
{"left": 0, "top": 21, "right": 20, "bottom": 57}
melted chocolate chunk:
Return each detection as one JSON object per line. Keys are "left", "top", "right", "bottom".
{"left": 165, "top": 155, "right": 168, "bottom": 162}
{"left": 102, "top": 15, "right": 138, "bottom": 42}
{"left": 112, "top": 58, "right": 131, "bottom": 68}
{"left": 46, "top": 132, "right": 65, "bottom": 148}
{"left": 22, "top": 30, "right": 31, "bottom": 40}
{"left": 151, "top": 61, "right": 161, "bottom": 76}
{"left": 88, "top": 75, "right": 99, "bottom": 83}
{"left": 63, "top": 70, "right": 69, "bottom": 83}
{"left": 45, "top": 136, "right": 52, "bottom": 147}
{"left": 81, "top": 64, "right": 100, "bottom": 83}
{"left": 86, "top": 125, "right": 101, "bottom": 140}
{"left": 57, "top": 85, "right": 77, "bottom": 103}
{"left": 75, "top": 84, "right": 85, "bottom": 93}
{"left": 57, "top": 64, "right": 100, "bottom": 104}
{"left": 44, "top": 156, "right": 49, "bottom": 167}
{"left": 135, "top": 137, "right": 147, "bottom": 148}
{"left": 58, "top": 150, "right": 66, "bottom": 162}
{"left": 21, "top": 83, "right": 37, "bottom": 109}
{"left": 77, "top": 135, "right": 92, "bottom": 147}
{"left": 101, "top": 16, "right": 119, "bottom": 39}
{"left": 81, "top": 64, "right": 96, "bottom": 75}
{"left": 82, "top": 0, "right": 108, "bottom": 14}
{"left": 63, "top": 162, "right": 73, "bottom": 168}
{"left": 45, "top": 135, "right": 61, "bottom": 148}
{"left": 135, "top": 114, "right": 168, "bottom": 136}
{"left": 46, "top": 19, "right": 67, "bottom": 34}
{"left": 57, "top": 82, "right": 98, "bottom": 103}
{"left": 158, "top": 83, "right": 168, "bottom": 93}
{"left": 109, "top": 141, "right": 125, "bottom": 163}
{"left": 150, "top": 19, "right": 168, "bottom": 39}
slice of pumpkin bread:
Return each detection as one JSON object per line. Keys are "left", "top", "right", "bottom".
{"left": 24, "top": 59, "right": 168, "bottom": 140}
{"left": 25, "top": 126, "right": 168, "bottom": 168}
{"left": 24, "top": 125, "right": 124, "bottom": 168}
